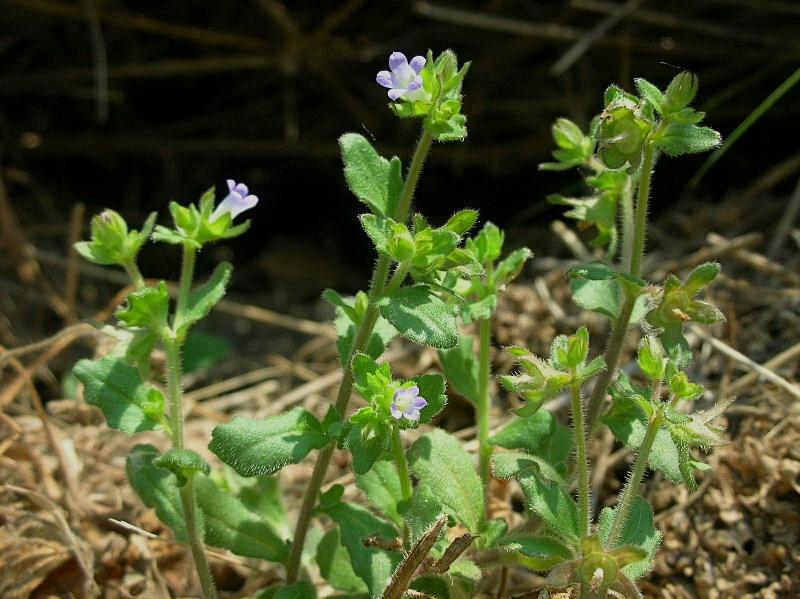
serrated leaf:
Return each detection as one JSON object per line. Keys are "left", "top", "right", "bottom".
{"left": 359, "top": 213, "right": 394, "bottom": 255}
{"left": 179, "top": 261, "right": 232, "bottom": 332}
{"left": 438, "top": 336, "right": 479, "bottom": 405}
{"left": 116, "top": 282, "right": 170, "bottom": 330}
{"left": 340, "top": 133, "right": 396, "bottom": 217}
{"left": 656, "top": 124, "right": 721, "bottom": 157}
{"left": 570, "top": 278, "right": 649, "bottom": 322}
{"left": 317, "top": 528, "right": 368, "bottom": 593}
{"left": 209, "top": 408, "right": 329, "bottom": 477}
{"left": 319, "top": 500, "right": 402, "bottom": 596}
{"left": 408, "top": 429, "right": 484, "bottom": 531}
{"left": 356, "top": 460, "right": 404, "bottom": 528}
{"left": 74, "top": 356, "right": 165, "bottom": 433}
{"left": 597, "top": 496, "right": 661, "bottom": 579}
{"left": 126, "top": 444, "right": 188, "bottom": 540}
{"left": 194, "top": 476, "right": 288, "bottom": 562}
{"left": 515, "top": 470, "right": 581, "bottom": 544}
{"left": 377, "top": 285, "right": 458, "bottom": 349}
{"left": 152, "top": 448, "right": 209, "bottom": 486}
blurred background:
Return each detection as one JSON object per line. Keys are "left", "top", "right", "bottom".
{"left": 2, "top": 0, "right": 799, "bottom": 306}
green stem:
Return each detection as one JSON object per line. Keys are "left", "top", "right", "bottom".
{"left": 569, "top": 377, "right": 590, "bottom": 536}
{"left": 585, "top": 140, "right": 656, "bottom": 431}
{"left": 392, "top": 424, "right": 413, "bottom": 502}
{"left": 175, "top": 244, "right": 197, "bottom": 329}
{"left": 179, "top": 481, "right": 218, "bottom": 599}
{"left": 285, "top": 127, "right": 434, "bottom": 583}
{"left": 123, "top": 260, "right": 145, "bottom": 289}
{"left": 477, "top": 317, "right": 493, "bottom": 497}
{"left": 629, "top": 142, "right": 655, "bottom": 278}
{"left": 619, "top": 177, "right": 635, "bottom": 272}
{"left": 159, "top": 244, "right": 217, "bottom": 599}
{"left": 607, "top": 409, "right": 663, "bottom": 548}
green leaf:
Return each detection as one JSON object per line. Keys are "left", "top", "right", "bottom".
{"left": 317, "top": 528, "right": 369, "bottom": 593}
{"left": 238, "top": 476, "right": 288, "bottom": 537}
{"left": 126, "top": 444, "right": 188, "bottom": 540}
{"left": 634, "top": 78, "right": 665, "bottom": 112}
{"left": 194, "top": 476, "right": 288, "bottom": 562}
{"left": 340, "top": 133, "right": 397, "bottom": 217}
{"left": 603, "top": 383, "right": 683, "bottom": 483}
{"left": 494, "top": 248, "right": 532, "bottom": 287}
{"left": 340, "top": 407, "right": 391, "bottom": 475}
{"left": 570, "top": 278, "right": 650, "bottom": 322}
{"left": 255, "top": 581, "right": 318, "bottom": 599}
{"left": 415, "top": 373, "right": 448, "bottom": 424}
{"left": 209, "top": 407, "right": 329, "bottom": 477}
{"left": 597, "top": 496, "right": 661, "bottom": 579}
{"left": 356, "top": 459, "right": 405, "bottom": 528}
{"left": 489, "top": 412, "right": 573, "bottom": 481}
{"left": 318, "top": 499, "right": 402, "bottom": 596}
{"left": 516, "top": 470, "right": 581, "bottom": 544}
{"left": 152, "top": 448, "right": 210, "bottom": 486}
{"left": 656, "top": 124, "right": 721, "bottom": 157}
{"left": 500, "top": 535, "right": 573, "bottom": 570}
{"left": 443, "top": 209, "right": 479, "bottom": 236}
{"left": 359, "top": 213, "right": 394, "bottom": 255}
{"left": 179, "top": 261, "right": 232, "bottom": 332}
{"left": 378, "top": 285, "right": 458, "bottom": 349}
{"left": 183, "top": 330, "right": 231, "bottom": 373}
{"left": 74, "top": 355, "right": 165, "bottom": 433}
{"left": 401, "top": 483, "right": 447, "bottom": 554}
{"left": 438, "top": 336, "right": 479, "bottom": 405}
{"left": 332, "top": 293, "right": 396, "bottom": 366}
{"left": 408, "top": 429, "right": 484, "bottom": 531}
{"left": 116, "top": 282, "right": 170, "bottom": 330}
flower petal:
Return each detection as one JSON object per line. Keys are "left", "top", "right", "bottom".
{"left": 390, "top": 405, "right": 403, "bottom": 419}
{"left": 412, "top": 397, "right": 428, "bottom": 409}
{"left": 376, "top": 70, "right": 393, "bottom": 88}
{"left": 226, "top": 179, "right": 236, "bottom": 191}
{"left": 389, "top": 52, "right": 407, "bottom": 72}
{"left": 410, "top": 55, "right": 426, "bottom": 74}
{"left": 406, "top": 386, "right": 420, "bottom": 397}
{"left": 388, "top": 88, "right": 406, "bottom": 101}
{"left": 407, "top": 81, "right": 422, "bottom": 91}
{"left": 404, "top": 408, "right": 421, "bottom": 421}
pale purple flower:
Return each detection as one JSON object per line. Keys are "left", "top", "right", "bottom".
{"left": 210, "top": 179, "right": 258, "bottom": 223}
{"left": 376, "top": 52, "right": 429, "bottom": 102}
{"left": 390, "top": 385, "right": 428, "bottom": 421}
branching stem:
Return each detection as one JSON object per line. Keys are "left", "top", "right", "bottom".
{"left": 285, "top": 127, "right": 434, "bottom": 583}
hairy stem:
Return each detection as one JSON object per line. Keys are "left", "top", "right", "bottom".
{"left": 285, "top": 128, "right": 434, "bottom": 583}
{"left": 570, "top": 376, "right": 590, "bottom": 536}
{"left": 477, "top": 317, "right": 493, "bottom": 498}
{"left": 175, "top": 244, "right": 197, "bottom": 330}
{"left": 179, "top": 481, "right": 218, "bottom": 599}
{"left": 392, "top": 424, "right": 413, "bottom": 502}
{"left": 585, "top": 141, "right": 656, "bottom": 431}
{"left": 123, "top": 260, "right": 145, "bottom": 289}
{"left": 607, "top": 409, "right": 663, "bottom": 548}
{"left": 160, "top": 244, "right": 217, "bottom": 599}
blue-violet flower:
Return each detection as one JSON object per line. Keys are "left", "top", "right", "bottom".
{"left": 390, "top": 385, "right": 428, "bottom": 421}
{"left": 377, "top": 52, "right": 429, "bottom": 102}
{"left": 210, "top": 179, "right": 258, "bottom": 222}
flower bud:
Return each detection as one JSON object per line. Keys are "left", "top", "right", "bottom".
{"left": 387, "top": 225, "right": 415, "bottom": 262}
{"left": 598, "top": 105, "right": 652, "bottom": 168}
{"left": 663, "top": 71, "right": 699, "bottom": 113}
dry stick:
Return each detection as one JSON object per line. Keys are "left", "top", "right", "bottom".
{"left": 707, "top": 233, "right": 800, "bottom": 287}
{"left": 767, "top": 173, "right": 800, "bottom": 258}
{"left": 652, "top": 231, "right": 762, "bottom": 281}
{"left": 689, "top": 325, "right": 800, "bottom": 400}
{"left": 550, "top": 0, "right": 640, "bottom": 76}
{"left": 382, "top": 515, "right": 448, "bottom": 599}
{"left": 724, "top": 341, "right": 800, "bottom": 397}
{"left": 285, "top": 128, "right": 434, "bottom": 583}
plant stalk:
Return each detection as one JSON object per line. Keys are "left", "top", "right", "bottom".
{"left": 160, "top": 244, "right": 217, "bottom": 599}
{"left": 124, "top": 260, "right": 145, "bottom": 289}
{"left": 607, "top": 410, "right": 663, "bottom": 548}
{"left": 585, "top": 141, "right": 656, "bottom": 431}
{"left": 285, "top": 128, "right": 434, "bottom": 583}
{"left": 392, "top": 424, "right": 413, "bottom": 502}
{"left": 570, "top": 376, "right": 590, "bottom": 536}
{"left": 477, "top": 317, "right": 493, "bottom": 497}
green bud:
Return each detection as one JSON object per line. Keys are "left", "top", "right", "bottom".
{"left": 637, "top": 336, "right": 666, "bottom": 382}
{"left": 387, "top": 224, "right": 415, "bottom": 262}
{"left": 663, "top": 71, "right": 699, "bottom": 113}
{"left": 598, "top": 105, "right": 652, "bottom": 168}
{"left": 566, "top": 326, "right": 590, "bottom": 368}
{"left": 75, "top": 209, "right": 155, "bottom": 267}
{"left": 682, "top": 262, "right": 720, "bottom": 297}
{"left": 668, "top": 371, "right": 703, "bottom": 401}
